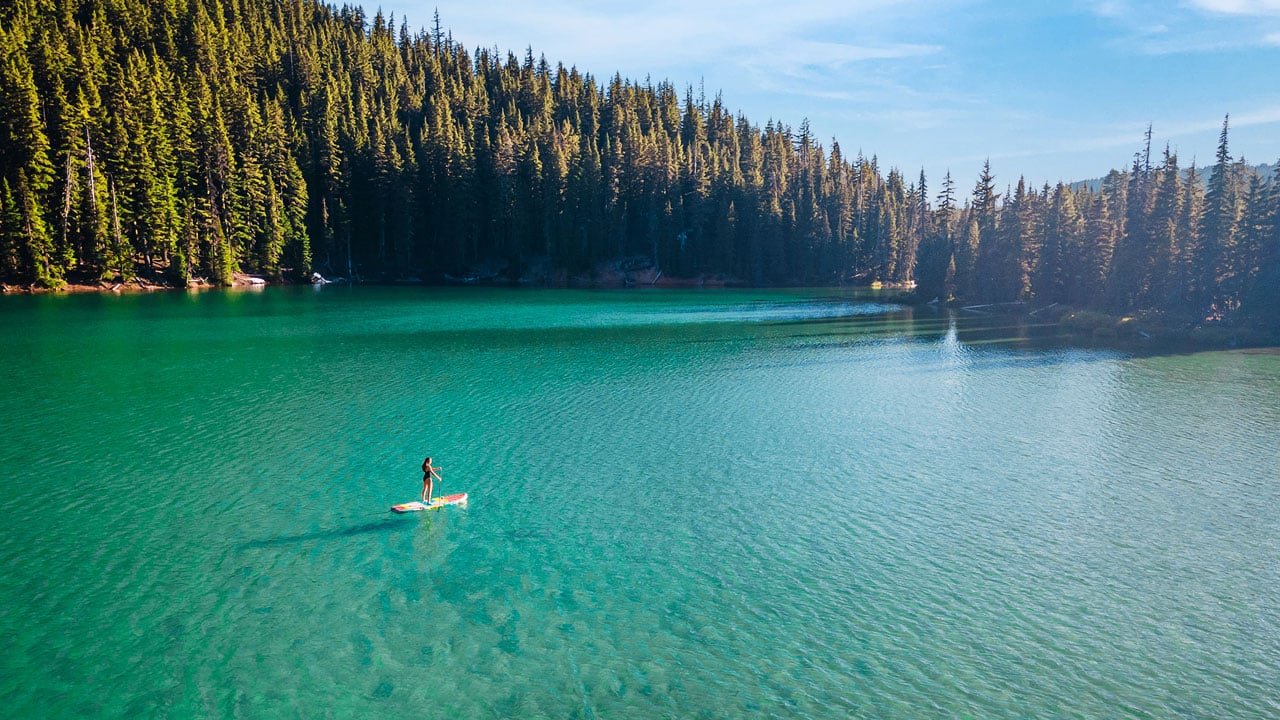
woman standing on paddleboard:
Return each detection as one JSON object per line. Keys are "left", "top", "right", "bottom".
{"left": 421, "top": 457, "right": 442, "bottom": 504}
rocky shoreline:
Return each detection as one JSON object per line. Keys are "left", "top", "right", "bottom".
{"left": 0, "top": 271, "right": 274, "bottom": 295}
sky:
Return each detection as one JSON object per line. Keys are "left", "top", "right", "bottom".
{"left": 369, "top": 0, "right": 1280, "bottom": 188}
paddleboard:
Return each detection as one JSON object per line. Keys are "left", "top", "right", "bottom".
{"left": 392, "top": 493, "right": 468, "bottom": 513}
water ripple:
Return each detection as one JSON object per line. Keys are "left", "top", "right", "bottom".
{"left": 2, "top": 289, "right": 1279, "bottom": 718}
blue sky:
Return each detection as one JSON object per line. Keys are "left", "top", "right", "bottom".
{"left": 370, "top": 0, "right": 1280, "bottom": 187}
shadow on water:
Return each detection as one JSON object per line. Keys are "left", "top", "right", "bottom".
{"left": 238, "top": 517, "right": 414, "bottom": 550}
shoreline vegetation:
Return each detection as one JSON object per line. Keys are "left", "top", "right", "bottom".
{"left": 5, "top": 270, "right": 1275, "bottom": 354}
{"left": 1, "top": 0, "right": 1276, "bottom": 350}
{"left": 0, "top": 254, "right": 741, "bottom": 292}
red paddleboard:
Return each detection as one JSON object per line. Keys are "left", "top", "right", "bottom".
{"left": 392, "top": 493, "right": 468, "bottom": 513}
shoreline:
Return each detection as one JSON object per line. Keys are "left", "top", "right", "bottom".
{"left": 915, "top": 297, "right": 1280, "bottom": 355}
{"left": 0, "top": 271, "right": 267, "bottom": 295}
{"left": 5, "top": 277, "right": 1275, "bottom": 354}
{"left": 0, "top": 271, "right": 916, "bottom": 295}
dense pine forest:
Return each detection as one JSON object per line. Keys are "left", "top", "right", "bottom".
{"left": 1, "top": 0, "right": 1278, "bottom": 324}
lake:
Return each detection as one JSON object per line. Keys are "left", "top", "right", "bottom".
{"left": 1, "top": 286, "right": 1277, "bottom": 718}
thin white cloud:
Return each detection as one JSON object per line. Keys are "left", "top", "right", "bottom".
{"left": 1230, "top": 105, "right": 1280, "bottom": 126}
{"left": 737, "top": 41, "right": 940, "bottom": 100}
{"left": 1096, "top": 0, "right": 1280, "bottom": 18}
{"left": 1081, "top": 0, "right": 1280, "bottom": 53}
{"left": 1117, "top": 106, "right": 1280, "bottom": 143}
{"left": 1137, "top": 33, "right": 1266, "bottom": 53}
{"left": 412, "top": 0, "right": 937, "bottom": 69}
{"left": 1081, "top": 0, "right": 1169, "bottom": 22}
{"left": 1188, "top": 0, "right": 1280, "bottom": 16}
{"left": 785, "top": 40, "right": 941, "bottom": 67}
{"left": 406, "top": 0, "right": 955, "bottom": 135}
{"left": 378, "top": 0, "right": 1279, "bottom": 182}
{"left": 1028, "top": 105, "right": 1280, "bottom": 163}
{"left": 1088, "top": 0, "right": 1128, "bottom": 17}
{"left": 937, "top": 102, "right": 1280, "bottom": 183}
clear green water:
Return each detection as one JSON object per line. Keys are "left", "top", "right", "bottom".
{"left": 2, "top": 287, "right": 1278, "bottom": 718}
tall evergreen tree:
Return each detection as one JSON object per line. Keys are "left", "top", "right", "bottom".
{"left": 1200, "top": 115, "right": 1243, "bottom": 315}
{"left": 1145, "top": 147, "right": 1182, "bottom": 310}
{"left": 0, "top": 0, "right": 1270, "bottom": 334}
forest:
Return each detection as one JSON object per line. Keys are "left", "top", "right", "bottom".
{"left": 1, "top": 0, "right": 1278, "bottom": 325}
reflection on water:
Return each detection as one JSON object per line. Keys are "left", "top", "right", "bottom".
{"left": 1, "top": 287, "right": 1278, "bottom": 719}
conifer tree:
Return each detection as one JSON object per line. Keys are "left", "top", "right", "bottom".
{"left": 1078, "top": 189, "right": 1116, "bottom": 307}
{"left": 1241, "top": 164, "right": 1280, "bottom": 317}
{"left": 1170, "top": 164, "right": 1204, "bottom": 312}
{"left": 1108, "top": 143, "right": 1156, "bottom": 312}
{"left": 0, "top": 0, "right": 1270, "bottom": 332}
{"left": 1035, "top": 183, "right": 1082, "bottom": 304}
{"left": 1145, "top": 147, "right": 1182, "bottom": 310}
{"left": 1200, "top": 115, "right": 1242, "bottom": 315}
{"left": 0, "top": 179, "right": 23, "bottom": 280}
{"left": 913, "top": 170, "right": 952, "bottom": 301}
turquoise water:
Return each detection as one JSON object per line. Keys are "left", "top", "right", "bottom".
{"left": 1, "top": 287, "right": 1278, "bottom": 718}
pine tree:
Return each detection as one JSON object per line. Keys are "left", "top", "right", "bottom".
{"left": 1200, "top": 115, "right": 1242, "bottom": 316}
{"left": 1035, "top": 183, "right": 1082, "bottom": 304}
{"left": 1107, "top": 142, "right": 1155, "bottom": 312}
{"left": 0, "top": 179, "right": 22, "bottom": 280}
{"left": 1171, "top": 164, "right": 1203, "bottom": 314}
{"left": 1237, "top": 171, "right": 1272, "bottom": 306}
{"left": 0, "top": 0, "right": 1270, "bottom": 335}
{"left": 0, "top": 29, "right": 56, "bottom": 193}
{"left": 1078, "top": 189, "right": 1116, "bottom": 307}
{"left": 913, "top": 170, "right": 954, "bottom": 301}
{"left": 1241, "top": 163, "right": 1280, "bottom": 317}
{"left": 1145, "top": 147, "right": 1181, "bottom": 310}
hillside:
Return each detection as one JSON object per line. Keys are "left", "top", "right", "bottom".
{"left": 0, "top": 0, "right": 1277, "bottom": 327}
{"left": 1073, "top": 162, "right": 1276, "bottom": 193}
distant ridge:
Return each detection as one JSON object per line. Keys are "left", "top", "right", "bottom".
{"left": 1072, "top": 161, "right": 1276, "bottom": 193}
